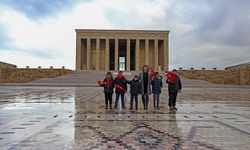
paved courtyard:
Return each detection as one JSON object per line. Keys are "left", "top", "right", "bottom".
{"left": 0, "top": 84, "right": 250, "bottom": 150}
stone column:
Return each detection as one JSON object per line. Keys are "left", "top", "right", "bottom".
{"left": 115, "top": 38, "right": 119, "bottom": 71}
{"left": 135, "top": 39, "right": 140, "bottom": 70}
{"left": 163, "top": 38, "right": 169, "bottom": 71}
{"left": 105, "top": 38, "right": 109, "bottom": 70}
{"left": 145, "top": 38, "right": 149, "bottom": 66}
{"left": 86, "top": 38, "right": 91, "bottom": 70}
{"left": 96, "top": 38, "right": 100, "bottom": 70}
{"left": 126, "top": 39, "right": 130, "bottom": 71}
{"left": 76, "top": 35, "right": 81, "bottom": 70}
{"left": 154, "top": 39, "right": 158, "bottom": 70}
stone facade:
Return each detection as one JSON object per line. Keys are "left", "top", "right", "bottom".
{"left": 75, "top": 29, "right": 169, "bottom": 71}
{"left": 0, "top": 68, "right": 72, "bottom": 83}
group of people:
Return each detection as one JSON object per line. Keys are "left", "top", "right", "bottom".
{"left": 99, "top": 65, "right": 182, "bottom": 111}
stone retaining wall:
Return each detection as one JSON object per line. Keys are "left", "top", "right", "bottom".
{"left": 178, "top": 68, "right": 250, "bottom": 85}
{"left": 0, "top": 68, "right": 72, "bottom": 83}
{"left": 1, "top": 67, "right": 249, "bottom": 85}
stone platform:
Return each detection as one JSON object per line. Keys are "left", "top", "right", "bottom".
{"left": 0, "top": 83, "right": 250, "bottom": 150}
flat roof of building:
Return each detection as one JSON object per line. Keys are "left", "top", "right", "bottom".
{"left": 0, "top": 61, "right": 17, "bottom": 67}
{"left": 75, "top": 29, "right": 169, "bottom": 33}
{"left": 225, "top": 62, "right": 250, "bottom": 69}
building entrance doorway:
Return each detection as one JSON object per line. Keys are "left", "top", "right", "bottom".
{"left": 119, "top": 57, "right": 125, "bottom": 71}
{"left": 118, "top": 39, "right": 126, "bottom": 71}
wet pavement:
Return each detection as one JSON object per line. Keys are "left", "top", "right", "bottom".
{"left": 0, "top": 86, "right": 250, "bottom": 150}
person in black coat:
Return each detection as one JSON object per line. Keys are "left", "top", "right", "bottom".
{"left": 100, "top": 72, "right": 114, "bottom": 109}
{"left": 114, "top": 71, "right": 127, "bottom": 109}
{"left": 127, "top": 75, "right": 141, "bottom": 110}
{"left": 151, "top": 72, "right": 163, "bottom": 110}
{"left": 166, "top": 69, "right": 182, "bottom": 111}
{"left": 139, "top": 65, "right": 151, "bottom": 110}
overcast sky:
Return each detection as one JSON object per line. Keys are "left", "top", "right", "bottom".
{"left": 0, "top": 0, "right": 249, "bottom": 70}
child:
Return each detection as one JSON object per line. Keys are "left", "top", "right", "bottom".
{"left": 166, "top": 69, "right": 182, "bottom": 111}
{"left": 100, "top": 72, "right": 114, "bottom": 109}
{"left": 151, "top": 72, "right": 163, "bottom": 110}
{"left": 127, "top": 75, "right": 141, "bottom": 110}
{"left": 114, "top": 71, "right": 127, "bottom": 109}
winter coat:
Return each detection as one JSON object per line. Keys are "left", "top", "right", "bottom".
{"left": 151, "top": 77, "right": 163, "bottom": 94}
{"left": 101, "top": 78, "right": 114, "bottom": 94}
{"left": 167, "top": 75, "right": 182, "bottom": 93}
{"left": 139, "top": 69, "right": 152, "bottom": 95}
{"left": 114, "top": 77, "right": 127, "bottom": 94}
{"left": 127, "top": 79, "right": 141, "bottom": 95}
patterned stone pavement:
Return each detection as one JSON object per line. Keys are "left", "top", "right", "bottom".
{"left": 0, "top": 86, "right": 250, "bottom": 150}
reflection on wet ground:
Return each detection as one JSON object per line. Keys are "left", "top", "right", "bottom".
{"left": 0, "top": 86, "right": 250, "bottom": 150}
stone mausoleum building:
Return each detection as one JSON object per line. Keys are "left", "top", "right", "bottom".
{"left": 75, "top": 29, "right": 169, "bottom": 71}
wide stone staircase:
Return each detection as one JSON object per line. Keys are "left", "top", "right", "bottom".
{"left": 25, "top": 71, "right": 111, "bottom": 86}
{"left": 23, "top": 70, "right": 214, "bottom": 87}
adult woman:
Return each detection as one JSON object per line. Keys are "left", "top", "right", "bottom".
{"left": 139, "top": 65, "right": 151, "bottom": 110}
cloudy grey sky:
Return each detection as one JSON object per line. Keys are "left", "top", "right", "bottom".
{"left": 0, "top": 0, "right": 249, "bottom": 70}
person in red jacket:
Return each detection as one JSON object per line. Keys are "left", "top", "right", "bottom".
{"left": 166, "top": 69, "right": 182, "bottom": 111}
{"left": 100, "top": 72, "right": 114, "bottom": 109}
{"left": 114, "top": 71, "right": 127, "bottom": 109}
